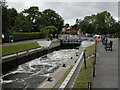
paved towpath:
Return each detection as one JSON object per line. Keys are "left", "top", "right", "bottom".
{"left": 93, "top": 38, "right": 118, "bottom": 88}
{"left": 1, "top": 38, "right": 58, "bottom": 47}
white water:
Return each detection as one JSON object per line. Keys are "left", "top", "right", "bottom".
{"left": 2, "top": 49, "right": 78, "bottom": 87}
{"left": 1, "top": 41, "right": 95, "bottom": 88}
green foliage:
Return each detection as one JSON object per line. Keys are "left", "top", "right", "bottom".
{"left": 64, "top": 23, "right": 69, "bottom": 28}
{"left": 116, "top": 31, "right": 120, "bottom": 38}
{"left": 2, "top": 4, "right": 18, "bottom": 33}
{"left": 40, "top": 27, "right": 49, "bottom": 36}
{"left": 3, "top": 32, "right": 44, "bottom": 43}
{"left": 40, "top": 26, "right": 58, "bottom": 36}
{"left": 2, "top": 5, "right": 10, "bottom": 33}
{"left": 2, "top": 5, "right": 64, "bottom": 34}
{"left": 77, "top": 11, "right": 118, "bottom": 35}
{"left": 22, "top": 6, "right": 42, "bottom": 32}
{"left": 42, "top": 9, "right": 64, "bottom": 33}
{"left": 12, "top": 13, "right": 32, "bottom": 32}
{"left": 46, "top": 26, "right": 58, "bottom": 33}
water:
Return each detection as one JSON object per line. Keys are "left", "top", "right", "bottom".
{"left": 1, "top": 49, "right": 78, "bottom": 89}
{"left": 81, "top": 41, "right": 95, "bottom": 48}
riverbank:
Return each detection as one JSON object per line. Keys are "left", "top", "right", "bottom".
{"left": 73, "top": 44, "right": 95, "bottom": 88}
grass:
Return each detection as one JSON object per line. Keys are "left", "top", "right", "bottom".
{"left": 54, "top": 44, "right": 95, "bottom": 89}
{"left": 73, "top": 44, "right": 95, "bottom": 88}
{"left": 54, "top": 66, "right": 73, "bottom": 88}
{"left": 73, "top": 58, "right": 93, "bottom": 88}
{"left": 2, "top": 42, "right": 40, "bottom": 56}
{"left": 85, "top": 44, "right": 95, "bottom": 57}
{"left": 3, "top": 38, "right": 45, "bottom": 44}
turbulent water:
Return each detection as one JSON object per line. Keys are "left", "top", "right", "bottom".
{"left": 1, "top": 49, "right": 79, "bottom": 89}
{"left": 1, "top": 40, "right": 95, "bottom": 89}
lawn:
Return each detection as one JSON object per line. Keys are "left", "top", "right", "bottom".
{"left": 73, "top": 44, "right": 95, "bottom": 88}
{"left": 73, "top": 57, "right": 93, "bottom": 88}
{"left": 85, "top": 44, "right": 95, "bottom": 57}
{"left": 2, "top": 42, "right": 40, "bottom": 56}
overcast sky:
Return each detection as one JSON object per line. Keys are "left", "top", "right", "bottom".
{"left": 6, "top": 0, "right": 119, "bottom": 25}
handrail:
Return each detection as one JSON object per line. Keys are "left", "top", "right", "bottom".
{"left": 59, "top": 51, "right": 84, "bottom": 89}
{"left": 2, "top": 46, "right": 41, "bottom": 57}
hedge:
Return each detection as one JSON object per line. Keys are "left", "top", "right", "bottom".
{"left": 3, "top": 32, "right": 45, "bottom": 43}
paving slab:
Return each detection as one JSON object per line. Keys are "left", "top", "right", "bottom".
{"left": 93, "top": 38, "right": 118, "bottom": 88}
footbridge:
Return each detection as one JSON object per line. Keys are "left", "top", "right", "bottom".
{"left": 58, "top": 34, "right": 87, "bottom": 45}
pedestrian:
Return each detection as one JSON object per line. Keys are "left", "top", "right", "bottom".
{"left": 110, "top": 40, "right": 113, "bottom": 51}
{"left": 2, "top": 34, "right": 4, "bottom": 39}
{"left": 105, "top": 38, "right": 108, "bottom": 45}
{"left": 95, "top": 36, "right": 99, "bottom": 43}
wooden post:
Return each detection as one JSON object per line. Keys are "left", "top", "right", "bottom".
{"left": 88, "top": 82, "right": 92, "bottom": 90}
{"left": 84, "top": 50, "right": 87, "bottom": 69}
{"left": 93, "top": 61, "right": 95, "bottom": 77}
{"left": 95, "top": 38, "right": 97, "bottom": 64}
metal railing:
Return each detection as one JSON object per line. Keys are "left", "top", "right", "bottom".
{"left": 59, "top": 50, "right": 86, "bottom": 89}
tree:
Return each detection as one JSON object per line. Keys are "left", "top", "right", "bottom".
{"left": 12, "top": 13, "right": 32, "bottom": 32}
{"left": 76, "top": 11, "right": 116, "bottom": 35}
{"left": 2, "top": 3, "right": 10, "bottom": 33}
{"left": 8, "top": 8, "right": 18, "bottom": 28}
{"left": 94, "top": 11, "right": 115, "bottom": 34}
{"left": 2, "top": 1, "right": 18, "bottom": 33}
{"left": 42, "top": 9, "right": 64, "bottom": 33}
{"left": 64, "top": 23, "right": 69, "bottom": 28}
{"left": 40, "top": 26, "right": 57, "bottom": 36}
{"left": 23, "top": 6, "right": 42, "bottom": 32}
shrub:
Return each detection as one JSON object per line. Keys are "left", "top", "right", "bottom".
{"left": 3, "top": 32, "right": 44, "bottom": 43}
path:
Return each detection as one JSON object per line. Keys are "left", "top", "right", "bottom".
{"left": 1, "top": 38, "right": 57, "bottom": 47}
{"left": 93, "top": 38, "right": 118, "bottom": 88}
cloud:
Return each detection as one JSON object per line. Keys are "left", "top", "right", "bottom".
{"left": 6, "top": 0, "right": 118, "bottom": 25}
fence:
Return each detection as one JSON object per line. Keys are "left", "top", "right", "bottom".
{"left": 59, "top": 50, "right": 86, "bottom": 89}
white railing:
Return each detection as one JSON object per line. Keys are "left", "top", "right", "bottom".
{"left": 59, "top": 51, "right": 84, "bottom": 89}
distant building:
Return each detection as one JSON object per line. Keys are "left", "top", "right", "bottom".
{"left": 62, "top": 27, "right": 82, "bottom": 35}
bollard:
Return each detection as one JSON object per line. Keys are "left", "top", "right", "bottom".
{"left": 94, "top": 41, "right": 97, "bottom": 64}
{"left": 76, "top": 52, "right": 79, "bottom": 56}
{"left": 94, "top": 52, "right": 96, "bottom": 64}
{"left": 75, "top": 60, "right": 77, "bottom": 63}
{"left": 84, "top": 50, "right": 87, "bottom": 69}
{"left": 88, "top": 82, "right": 92, "bottom": 90}
{"left": 93, "top": 61, "right": 95, "bottom": 77}
{"left": 62, "top": 64, "right": 66, "bottom": 67}
{"left": 48, "top": 77, "right": 52, "bottom": 81}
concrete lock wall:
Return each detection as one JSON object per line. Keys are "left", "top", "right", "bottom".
{"left": 2, "top": 46, "right": 60, "bottom": 74}
{"left": 2, "top": 40, "right": 80, "bottom": 74}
